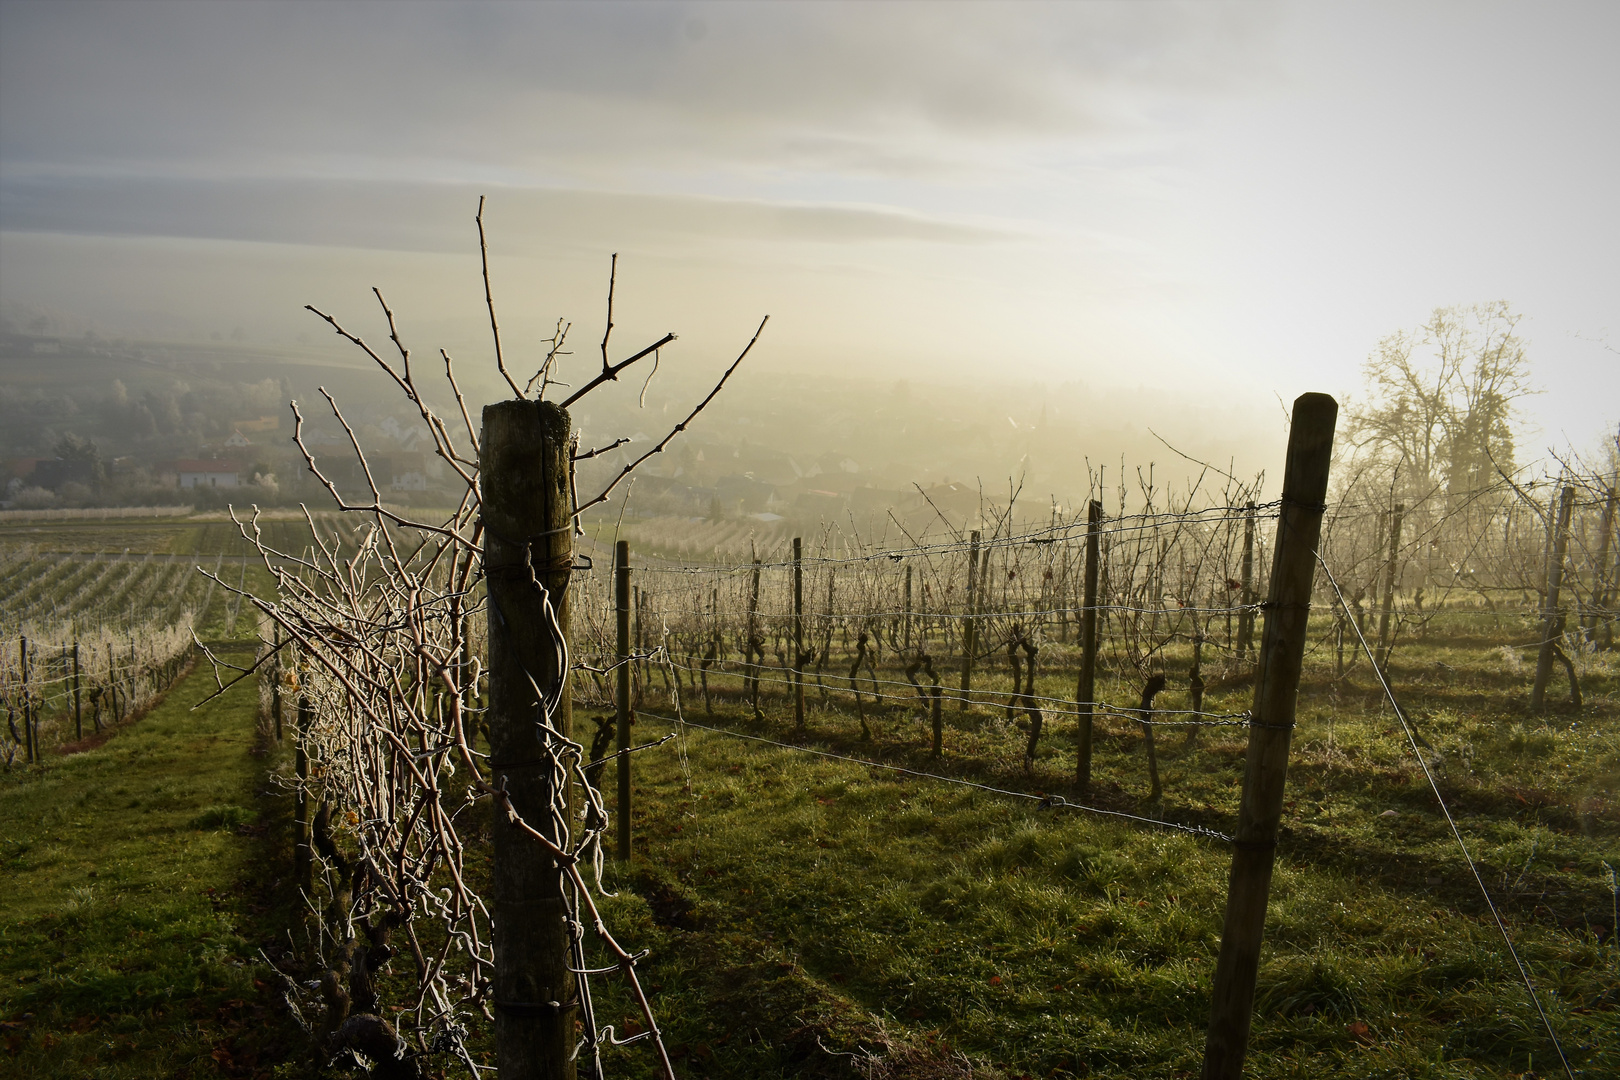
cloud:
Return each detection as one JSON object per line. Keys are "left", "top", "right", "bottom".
{"left": 0, "top": 176, "right": 1011, "bottom": 252}
{"left": 0, "top": 1, "right": 1281, "bottom": 183}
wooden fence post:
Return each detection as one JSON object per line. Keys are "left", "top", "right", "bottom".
{"left": 793, "top": 537, "right": 806, "bottom": 730}
{"left": 1374, "top": 502, "right": 1405, "bottom": 672}
{"left": 1138, "top": 674, "right": 1167, "bottom": 802}
{"left": 1075, "top": 501, "right": 1102, "bottom": 792}
{"left": 960, "top": 529, "right": 981, "bottom": 712}
{"left": 481, "top": 399, "right": 576, "bottom": 1080}
{"left": 72, "top": 641, "right": 82, "bottom": 742}
{"left": 633, "top": 584, "right": 644, "bottom": 692}
{"left": 1597, "top": 477, "right": 1618, "bottom": 650}
{"left": 1237, "top": 504, "right": 1256, "bottom": 661}
{"left": 106, "top": 643, "right": 117, "bottom": 725}
{"left": 1202, "top": 392, "right": 1336, "bottom": 1080}
{"left": 748, "top": 552, "right": 762, "bottom": 719}
{"left": 1184, "top": 631, "right": 1207, "bottom": 750}
{"left": 294, "top": 695, "right": 312, "bottom": 892}
{"left": 20, "top": 637, "right": 32, "bottom": 764}
{"left": 1333, "top": 598, "right": 1346, "bottom": 681}
{"left": 1531, "top": 485, "right": 1576, "bottom": 711}
{"left": 271, "top": 629, "right": 283, "bottom": 741}
{"left": 903, "top": 563, "right": 913, "bottom": 653}
{"left": 616, "top": 540, "right": 632, "bottom": 863}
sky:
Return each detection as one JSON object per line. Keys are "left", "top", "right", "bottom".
{"left": 1, "top": 0, "right": 1616, "bottom": 459}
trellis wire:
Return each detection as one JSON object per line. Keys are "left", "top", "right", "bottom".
{"left": 637, "top": 708, "right": 1234, "bottom": 842}
{"left": 1315, "top": 551, "right": 1576, "bottom": 1080}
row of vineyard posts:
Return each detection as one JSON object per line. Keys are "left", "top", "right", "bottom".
{"left": 235, "top": 215, "right": 1615, "bottom": 1075}
{"left": 568, "top": 396, "right": 1613, "bottom": 1078}
{"left": 578, "top": 464, "right": 1614, "bottom": 750}
{"left": 5, "top": 632, "right": 192, "bottom": 765}
{"left": 250, "top": 385, "right": 1612, "bottom": 1078}
{"left": 587, "top": 393, "right": 1338, "bottom": 1078}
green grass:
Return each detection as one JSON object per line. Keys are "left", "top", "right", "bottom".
{"left": 0, "top": 651, "right": 298, "bottom": 1078}
{"left": 3, "top": 516, "right": 1614, "bottom": 1077}
{"left": 571, "top": 622, "right": 1618, "bottom": 1079}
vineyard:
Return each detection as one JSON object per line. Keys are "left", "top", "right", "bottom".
{"left": 5, "top": 236, "right": 1611, "bottom": 1077}
{"left": 161, "top": 244, "right": 1607, "bottom": 1080}
{"left": 0, "top": 518, "right": 337, "bottom": 765}
{"left": 232, "top": 391, "right": 1619, "bottom": 1078}
{"left": 4, "top": 436, "right": 1616, "bottom": 1076}
{"left": 569, "top": 462, "right": 1616, "bottom": 751}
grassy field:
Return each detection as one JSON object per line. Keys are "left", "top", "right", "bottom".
{"left": 2, "top": 515, "right": 1615, "bottom": 1078}
{"left": 0, "top": 648, "right": 301, "bottom": 1078}
{"left": 570, "top": 618, "right": 1619, "bottom": 1079}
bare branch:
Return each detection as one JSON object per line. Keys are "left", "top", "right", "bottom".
{"left": 575, "top": 315, "right": 768, "bottom": 518}
{"left": 560, "top": 332, "right": 678, "bottom": 410}
{"left": 573, "top": 437, "right": 630, "bottom": 461}
{"left": 477, "top": 195, "right": 523, "bottom": 399}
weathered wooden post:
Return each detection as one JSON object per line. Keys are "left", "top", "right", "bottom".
{"left": 1584, "top": 480, "right": 1614, "bottom": 643}
{"left": 1076, "top": 501, "right": 1102, "bottom": 792}
{"left": 1184, "top": 631, "right": 1206, "bottom": 750}
{"left": 1236, "top": 504, "right": 1256, "bottom": 661}
{"left": 930, "top": 669, "right": 944, "bottom": 758}
{"left": 271, "top": 629, "right": 283, "bottom": 742}
{"left": 747, "top": 551, "right": 763, "bottom": 719}
{"left": 960, "top": 529, "right": 981, "bottom": 712}
{"left": 1138, "top": 674, "right": 1167, "bottom": 802}
{"left": 1374, "top": 502, "right": 1405, "bottom": 672}
{"left": 1531, "top": 485, "right": 1575, "bottom": 711}
{"left": 482, "top": 399, "right": 576, "bottom": 1079}
{"left": 294, "top": 695, "right": 312, "bottom": 892}
{"left": 632, "top": 584, "right": 644, "bottom": 693}
{"left": 1202, "top": 392, "right": 1336, "bottom": 1080}
{"left": 793, "top": 537, "right": 806, "bottom": 730}
{"left": 105, "top": 642, "right": 117, "bottom": 724}
{"left": 20, "top": 637, "right": 33, "bottom": 764}
{"left": 903, "top": 563, "right": 913, "bottom": 653}
{"left": 72, "top": 641, "right": 82, "bottom": 742}
{"left": 1597, "top": 477, "right": 1618, "bottom": 650}
{"left": 1333, "top": 598, "right": 1346, "bottom": 681}
{"left": 616, "top": 539, "right": 632, "bottom": 863}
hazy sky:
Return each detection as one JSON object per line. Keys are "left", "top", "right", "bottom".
{"left": 1, "top": 0, "right": 1616, "bottom": 453}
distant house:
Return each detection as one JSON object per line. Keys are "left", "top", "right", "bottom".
{"left": 385, "top": 452, "right": 430, "bottom": 492}
{"left": 175, "top": 459, "right": 242, "bottom": 488}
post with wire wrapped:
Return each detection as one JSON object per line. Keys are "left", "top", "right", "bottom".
{"left": 1374, "top": 501, "right": 1405, "bottom": 673}
{"left": 793, "top": 536, "right": 806, "bottom": 730}
{"left": 482, "top": 399, "right": 577, "bottom": 1079}
{"left": 72, "top": 641, "right": 82, "bottom": 741}
{"left": 1202, "top": 392, "right": 1336, "bottom": 1080}
{"left": 1530, "top": 485, "right": 1575, "bottom": 711}
{"left": 294, "top": 695, "right": 312, "bottom": 892}
{"left": 616, "top": 538, "right": 633, "bottom": 862}
{"left": 1237, "top": 503, "right": 1256, "bottom": 661}
{"left": 20, "top": 637, "right": 33, "bottom": 765}
{"left": 1075, "top": 502, "right": 1101, "bottom": 792}
{"left": 960, "top": 529, "right": 981, "bottom": 712}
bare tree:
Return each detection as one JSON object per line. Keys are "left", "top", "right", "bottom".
{"left": 1347, "top": 301, "right": 1537, "bottom": 500}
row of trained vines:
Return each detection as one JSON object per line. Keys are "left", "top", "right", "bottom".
{"left": 215, "top": 227, "right": 1614, "bottom": 1076}
{"left": 568, "top": 466, "right": 1617, "bottom": 743}
{"left": 251, "top": 405, "right": 1616, "bottom": 1077}
{"left": 0, "top": 544, "right": 239, "bottom": 764}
